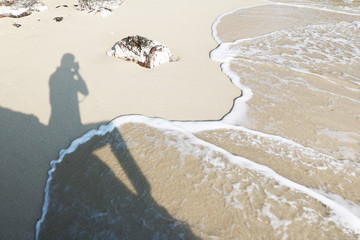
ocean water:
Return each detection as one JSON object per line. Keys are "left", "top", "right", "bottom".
{"left": 212, "top": 3, "right": 360, "bottom": 161}
{"left": 37, "top": 1, "right": 360, "bottom": 239}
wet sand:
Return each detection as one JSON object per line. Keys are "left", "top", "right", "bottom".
{"left": 37, "top": 118, "right": 360, "bottom": 239}
{"left": 213, "top": 5, "right": 360, "bottom": 161}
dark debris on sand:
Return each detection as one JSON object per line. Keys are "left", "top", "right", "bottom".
{"left": 13, "top": 23, "right": 22, "bottom": 28}
{"left": 53, "top": 16, "right": 63, "bottom": 22}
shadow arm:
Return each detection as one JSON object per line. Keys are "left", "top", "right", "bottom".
{"left": 74, "top": 71, "right": 89, "bottom": 96}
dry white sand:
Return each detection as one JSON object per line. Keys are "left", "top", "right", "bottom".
{"left": 0, "top": 0, "right": 265, "bottom": 239}
{"left": 0, "top": 0, "right": 266, "bottom": 124}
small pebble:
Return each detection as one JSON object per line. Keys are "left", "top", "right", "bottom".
{"left": 53, "top": 17, "right": 63, "bottom": 22}
{"left": 55, "top": 5, "right": 68, "bottom": 8}
{"left": 13, "top": 23, "right": 21, "bottom": 28}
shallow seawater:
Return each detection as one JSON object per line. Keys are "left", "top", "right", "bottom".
{"left": 266, "top": 0, "right": 360, "bottom": 15}
{"left": 212, "top": 3, "right": 360, "bottom": 161}
{"left": 37, "top": 1, "right": 360, "bottom": 239}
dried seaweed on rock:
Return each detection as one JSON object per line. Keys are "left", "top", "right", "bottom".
{"left": 0, "top": 0, "right": 46, "bottom": 18}
{"left": 75, "top": 0, "right": 124, "bottom": 16}
{"left": 107, "top": 35, "right": 174, "bottom": 69}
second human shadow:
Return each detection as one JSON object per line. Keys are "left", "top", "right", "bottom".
{"left": 36, "top": 125, "right": 201, "bottom": 239}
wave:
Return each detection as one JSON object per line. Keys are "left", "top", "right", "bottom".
{"left": 211, "top": 4, "right": 360, "bottom": 161}
{"left": 36, "top": 115, "right": 360, "bottom": 239}
{"left": 265, "top": 0, "right": 360, "bottom": 15}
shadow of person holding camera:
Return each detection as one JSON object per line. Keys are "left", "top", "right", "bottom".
{"left": 1, "top": 53, "right": 200, "bottom": 239}
{"left": 48, "top": 53, "right": 91, "bottom": 145}
{"left": 1, "top": 53, "right": 103, "bottom": 240}
{"left": 38, "top": 53, "right": 200, "bottom": 239}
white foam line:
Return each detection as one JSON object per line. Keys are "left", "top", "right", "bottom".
{"left": 233, "top": 57, "right": 360, "bottom": 104}
{"left": 126, "top": 116, "right": 360, "bottom": 235}
{"left": 263, "top": 0, "right": 360, "bottom": 16}
{"left": 35, "top": 114, "right": 205, "bottom": 239}
{"left": 211, "top": 3, "right": 271, "bottom": 44}
{"left": 174, "top": 117, "right": 359, "bottom": 167}
{"left": 211, "top": 8, "right": 279, "bottom": 127}
{"left": 312, "top": 189, "right": 360, "bottom": 219}
{"left": 212, "top": 2, "right": 360, "bottom": 45}
{"left": 211, "top": 6, "right": 360, "bottom": 232}
{"left": 283, "top": 66, "right": 360, "bottom": 104}
{"left": 36, "top": 115, "right": 360, "bottom": 238}
{"left": 212, "top": 5, "right": 277, "bottom": 127}
{"left": 35, "top": 120, "right": 118, "bottom": 240}
{"left": 213, "top": 20, "right": 360, "bottom": 54}
{"left": 220, "top": 61, "right": 253, "bottom": 125}
{"left": 211, "top": 18, "right": 360, "bottom": 127}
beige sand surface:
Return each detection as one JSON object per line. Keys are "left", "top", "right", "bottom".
{"left": 37, "top": 121, "right": 358, "bottom": 239}
{"left": 0, "top": 0, "right": 265, "bottom": 239}
{"left": 0, "top": 0, "right": 269, "bottom": 125}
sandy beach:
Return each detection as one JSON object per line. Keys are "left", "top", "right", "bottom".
{"left": 2, "top": 0, "right": 360, "bottom": 239}
{"left": 0, "top": 0, "right": 265, "bottom": 124}
{"left": 0, "top": 0, "right": 264, "bottom": 239}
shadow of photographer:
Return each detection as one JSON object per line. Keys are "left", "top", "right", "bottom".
{"left": 37, "top": 127, "right": 200, "bottom": 239}
{"left": 0, "top": 53, "right": 199, "bottom": 239}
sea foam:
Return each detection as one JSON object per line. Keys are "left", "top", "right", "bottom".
{"left": 37, "top": 115, "right": 360, "bottom": 239}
